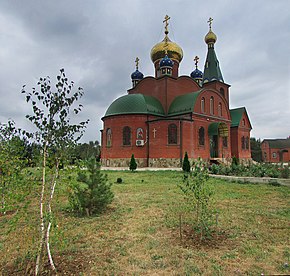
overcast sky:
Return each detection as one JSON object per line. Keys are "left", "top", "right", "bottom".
{"left": 0, "top": 0, "right": 289, "bottom": 143}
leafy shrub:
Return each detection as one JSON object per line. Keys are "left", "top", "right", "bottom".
{"left": 232, "top": 156, "right": 239, "bottom": 166}
{"left": 210, "top": 164, "right": 219, "bottom": 174}
{"left": 265, "top": 164, "right": 280, "bottom": 178}
{"left": 219, "top": 165, "right": 231, "bottom": 176}
{"left": 279, "top": 165, "right": 289, "bottom": 179}
{"left": 68, "top": 158, "right": 114, "bottom": 216}
{"left": 231, "top": 163, "right": 244, "bottom": 176}
{"left": 178, "top": 158, "right": 214, "bottom": 239}
{"left": 209, "top": 161, "right": 289, "bottom": 179}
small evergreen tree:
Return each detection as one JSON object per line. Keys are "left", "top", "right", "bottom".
{"left": 129, "top": 154, "right": 137, "bottom": 171}
{"left": 182, "top": 152, "right": 191, "bottom": 173}
{"left": 69, "top": 158, "right": 114, "bottom": 216}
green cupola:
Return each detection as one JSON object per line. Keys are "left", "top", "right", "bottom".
{"left": 202, "top": 18, "right": 224, "bottom": 84}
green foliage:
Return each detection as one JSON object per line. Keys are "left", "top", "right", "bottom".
{"left": 22, "top": 68, "right": 89, "bottom": 157}
{"left": 0, "top": 121, "right": 27, "bottom": 214}
{"left": 182, "top": 152, "right": 191, "bottom": 173}
{"left": 231, "top": 156, "right": 239, "bottom": 166}
{"left": 68, "top": 158, "right": 114, "bottom": 216}
{"left": 250, "top": 137, "right": 262, "bottom": 162}
{"left": 178, "top": 158, "right": 214, "bottom": 239}
{"left": 279, "top": 165, "right": 289, "bottom": 179}
{"left": 210, "top": 161, "right": 289, "bottom": 179}
{"left": 24, "top": 141, "right": 42, "bottom": 167}
{"left": 210, "top": 164, "right": 219, "bottom": 174}
{"left": 129, "top": 154, "right": 137, "bottom": 172}
{"left": 70, "top": 140, "right": 101, "bottom": 163}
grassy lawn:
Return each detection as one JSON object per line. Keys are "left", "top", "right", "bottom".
{"left": 1, "top": 170, "right": 289, "bottom": 275}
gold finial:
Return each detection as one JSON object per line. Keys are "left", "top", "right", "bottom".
{"left": 194, "top": 56, "right": 199, "bottom": 69}
{"left": 135, "top": 57, "right": 140, "bottom": 70}
{"left": 207, "top": 17, "right": 213, "bottom": 29}
{"left": 163, "top": 15, "right": 171, "bottom": 35}
{"left": 205, "top": 17, "right": 217, "bottom": 45}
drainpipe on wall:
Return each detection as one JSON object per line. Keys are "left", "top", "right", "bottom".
{"left": 146, "top": 115, "right": 150, "bottom": 167}
{"left": 179, "top": 120, "right": 183, "bottom": 167}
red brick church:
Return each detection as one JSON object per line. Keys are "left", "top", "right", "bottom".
{"left": 101, "top": 16, "right": 252, "bottom": 167}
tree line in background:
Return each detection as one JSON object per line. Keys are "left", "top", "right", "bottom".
{"left": 0, "top": 135, "right": 101, "bottom": 168}
{"left": 250, "top": 137, "right": 262, "bottom": 162}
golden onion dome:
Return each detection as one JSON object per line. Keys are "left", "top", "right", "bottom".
{"left": 204, "top": 29, "right": 217, "bottom": 44}
{"left": 150, "top": 35, "right": 183, "bottom": 63}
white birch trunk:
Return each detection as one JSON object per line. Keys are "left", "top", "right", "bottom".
{"left": 35, "top": 143, "right": 47, "bottom": 276}
{"left": 1, "top": 179, "right": 5, "bottom": 215}
{"left": 46, "top": 158, "right": 59, "bottom": 272}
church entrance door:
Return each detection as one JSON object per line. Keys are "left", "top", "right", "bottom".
{"left": 279, "top": 149, "right": 288, "bottom": 162}
{"left": 210, "top": 135, "right": 218, "bottom": 158}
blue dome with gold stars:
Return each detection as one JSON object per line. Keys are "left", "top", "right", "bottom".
{"left": 159, "top": 55, "right": 174, "bottom": 68}
{"left": 191, "top": 68, "right": 203, "bottom": 79}
{"left": 131, "top": 69, "right": 144, "bottom": 80}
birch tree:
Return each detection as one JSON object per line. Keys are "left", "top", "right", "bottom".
{"left": 22, "top": 69, "right": 89, "bottom": 275}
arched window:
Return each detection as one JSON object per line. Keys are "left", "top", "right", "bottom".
{"left": 123, "top": 126, "right": 131, "bottom": 146}
{"left": 199, "top": 127, "right": 205, "bottom": 146}
{"left": 220, "top": 88, "right": 225, "bottom": 97}
{"left": 218, "top": 102, "right": 222, "bottom": 117}
{"left": 210, "top": 96, "right": 214, "bottom": 115}
{"left": 201, "top": 97, "right": 205, "bottom": 113}
{"left": 168, "top": 123, "right": 177, "bottom": 144}
{"left": 246, "top": 137, "right": 249, "bottom": 150}
{"left": 241, "top": 136, "right": 245, "bottom": 150}
{"left": 223, "top": 136, "right": 228, "bottom": 148}
{"left": 106, "top": 128, "right": 112, "bottom": 147}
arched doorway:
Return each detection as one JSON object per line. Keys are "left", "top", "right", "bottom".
{"left": 208, "top": 122, "right": 228, "bottom": 158}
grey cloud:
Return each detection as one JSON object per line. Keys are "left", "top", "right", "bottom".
{"left": 0, "top": 0, "right": 289, "bottom": 143}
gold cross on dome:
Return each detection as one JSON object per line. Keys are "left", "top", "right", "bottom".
{"left": 194, "top": 56, "right": 199, "bottom": 68}
{"left": 163, "top": 15, "right": 171, "bottom": 34}
{"left": 135, "top": 57, "right": 139, "bottom": 70}
{"left": 208, "top": 17, "right": 213, "bottom": 29}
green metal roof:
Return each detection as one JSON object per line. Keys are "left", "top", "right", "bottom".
{"left": 263, "top": 139, "right": 290, "bottom": 149}
{"left": 168, "top": 91, "right": 201, "bottom": 115}
{"left": 104, "top": 94, "right": 165, "bottom": 117}
{"left": 202, "top": 47, "right": 224, "bottom": 84}
{"left": 230, "top": 107, "right": 246, "bottom": 127}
